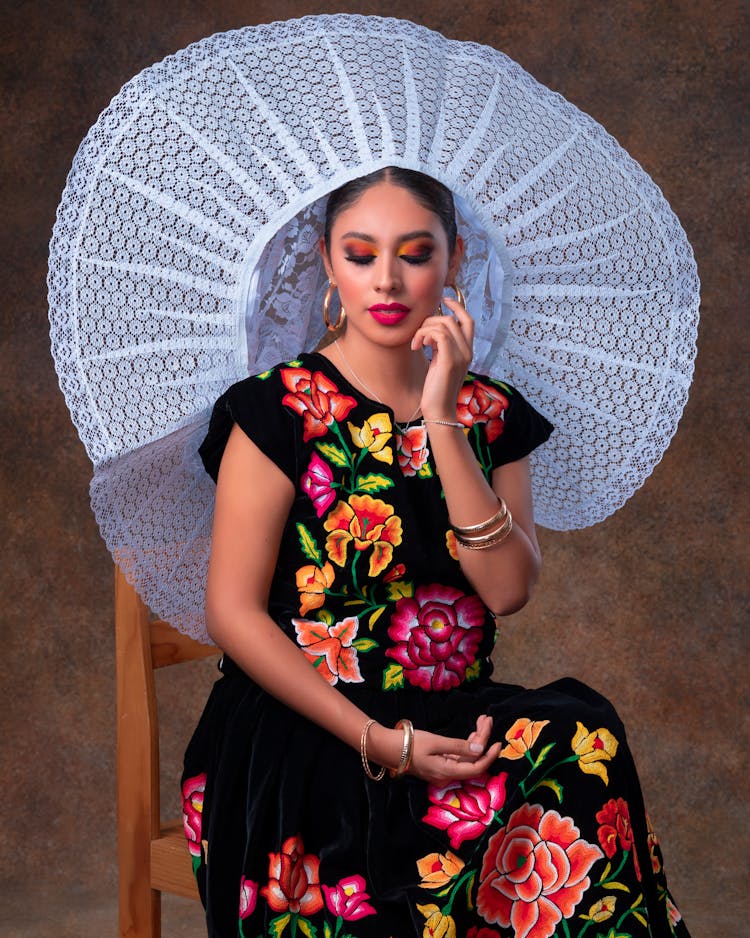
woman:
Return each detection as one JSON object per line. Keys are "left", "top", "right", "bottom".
{"left": 182, "top": 167, "right": 688, "bottom": 937}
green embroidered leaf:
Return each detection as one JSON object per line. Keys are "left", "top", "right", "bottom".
{"left": 257, "top": 369, "right": 273, "bottom": 380}
{"left": 268, "top": 913, "right": 291, "bottom": 938}
{"left": 465, "top": 659, "right": 482, "bottom": 682}
{"left": 296, "top": 523, "right": 323, "bottom": 565}
{"left": 489, "top": 377, "right": 512, "bottom": 394}
{"left": 316, "top": 442, "right": 348, "bottom": 467}
{"left": 353, "top": 637, "right": 379, "bottom": 652}
{"left": 600, "top": 861, "right": 613, "bottom": 882}
{"left": 296, "top": 918, "right": 318, "bottom": 938}
{"left": 633, "top": 911, "right": 648, "bottom": 926}
{"left": 417, "top": 461, "right": 433, "bottom": 478}
{"left": 368, "top": 606, "right": 386, "bottom": 630}
{"left": 323, "top": 924, "right": 333, "bottom": 938}
{"left": 344, "top": 598, "right": 365, "bottom": 607}
{"left": 356, "top": 473, "right": 394, "bottom": 493}
{"left": 465, "top": 872, "right": 476, "bottom": 910}
{"left": 316, "top": 609, "right": 334, "bottom": 626}
{"left": 383, "top": 663, "right": 404, "bottom": 691}
{"left": 533, "top": 742, "right": 556, "bottom": 769}
{"left": 191, "top": 855, "right": 201, "bottom": 876}
{"left": 537, "top": 778, "right": 564, "bottom": 803}
{"left": 386, "top": 580, "right": 414, "bottom": 601}
{"left": 607, "top": 880, "right": 632, "bottom": 892}
{"left": 287, "top": 359, "right": 303, "bottom": 367}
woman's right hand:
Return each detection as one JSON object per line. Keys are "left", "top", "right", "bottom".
{"left": 369, "top": 714, "right": 501, "bottom": 785}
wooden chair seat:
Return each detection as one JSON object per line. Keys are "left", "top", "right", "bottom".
{"left": 116, "top": 564, "right": 219, "bottom": 936}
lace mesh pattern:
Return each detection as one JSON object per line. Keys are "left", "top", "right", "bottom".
{"left": 48, "top": 15, "right": 699, "bottom": 639}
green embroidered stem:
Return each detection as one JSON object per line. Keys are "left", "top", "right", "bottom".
{"left": 441, "top": 869, "right": 475, "bottom": 916}
{"left": 521, "top": 754, "right": 579, "bottom": 798}
{"left": 596, "top": 850, "right": 630, "bottom": 887}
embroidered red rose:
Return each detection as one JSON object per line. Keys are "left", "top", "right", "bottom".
{"left": 181, "top": 772, "right": 206, "bottom": 858}
{"left": 386, "top": 583, "right": 485, "bottom": 690}
{"left": 596, "top": 797, "right": 641, "bottom": 880}
{"left": 281, "top": 367, "right": 357, "bottom": 441}
{"left": 423, "top": 771, "right": 508, "bottom": 849}
{"left": 456, "top": 379, "right": 508, "bottom": 443}
{"left": 476, "top": 803, "right": 603, "bottom": 938}
{"left": 261, "top": 833, "right": 323, "bottom": 916}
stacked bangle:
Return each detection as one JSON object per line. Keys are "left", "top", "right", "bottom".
{"left": 389, "top": 719, "right": 414, "bottom": 778}
{"left": 360, "top": 719, "right": 386, "bottom": 781}
{"left": 452, "top": 497, "right": 513, "bottom": 550}
{"left": 423, "top": 418, "right": 464, "bottom": 429}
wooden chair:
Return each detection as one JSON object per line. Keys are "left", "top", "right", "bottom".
{"left": 115, "top": 564, "right": 219, "bottom": 937}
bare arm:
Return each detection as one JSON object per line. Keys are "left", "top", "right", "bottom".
{"left": 205, "top": 422, "right": 501, "bottom": 783}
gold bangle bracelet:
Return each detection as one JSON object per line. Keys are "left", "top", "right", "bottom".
{"left": 451, "top": 498, "right": 508, "bottom": 535}
{"left": 360, "top": 719, "right": 386, "bottom": 781}
{"left": 454, "top": 512, "right": 513, "bottom": 550}
{"left": 389, "top": 719, "right": 414, "bottom": 778}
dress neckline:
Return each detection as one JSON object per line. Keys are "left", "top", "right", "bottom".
{"left": 304, "top": 350, "right": 426, "bottom": 428}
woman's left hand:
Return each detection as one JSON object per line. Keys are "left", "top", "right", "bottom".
{"left": 411, "top": 295, "right": 474, "bottom": 420}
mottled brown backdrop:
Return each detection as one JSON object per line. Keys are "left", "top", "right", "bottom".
{"left": 2, "top": 1, "right": 747, "bottom": 935}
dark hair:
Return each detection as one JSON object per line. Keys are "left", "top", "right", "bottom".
{"left": 323, "top": 167, "right": 458, "bottom": 252}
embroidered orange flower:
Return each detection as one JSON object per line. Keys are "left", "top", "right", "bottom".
{"left": 261, "top": 834, "right": 323, "bottom": 916}
{"left": 348, "top": 412, "right": 393, "bottom": 464}
{"left": 324, "top": 494, "right": 402, "bottom": 577}
{"left": 281, "top": 367, "right": 357, "bottom": 441}
{"left": 499, "top": 717, "right": 550, "bottom": 760}
{"left": 396, "top": 424, "right": 429, "bottom": 476}
{"left": 456, "top": 379, "right": 508, "bottom": 443}
{"left": 416, "top": 851, "right": 464, "bottom": 889}
{"left": 572, "top": 721, "right": 619, "bottom": 785}
{"left": 295, "top": 562, "right": 335, "bottom": 615}
{"left": 445, "top": 529, "right": 458, "bottom": 560}
{"left": 292, "top": 616, "right": 364, "bottom": 686}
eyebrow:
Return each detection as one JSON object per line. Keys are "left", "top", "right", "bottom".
{"left": 339, "top": 230, "right": 436, "bottom": 243}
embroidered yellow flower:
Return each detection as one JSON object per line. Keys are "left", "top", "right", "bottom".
{"left": 417, "top": 903, "right": 456, "bottom": 938}
{"left": 499, "top": 717, "right": 550, "bottom": 760}
{"left": 324, "top": 494, "right": 402, "bottom": 577}
{"left": 348, "top": 412, "right": 393, "bottom": 464}
{"left": 445, "top": 529, "right": 458, "bottom": 560}
{"left": 583, "top": 895, "right": 616, "bottom": 922}
{"left": 416, "top": 851, "right": 464, "bottom": 889}
{"left": 295, "top": 562, "right": 335, "bottom": 615}
{"left": 571, "top": 721, "right": 619, "bottom": 784}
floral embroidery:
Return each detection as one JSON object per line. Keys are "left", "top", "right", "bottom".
{"left": 348, "top": 412, "right": 394, "bottom": 464}
{"left": 261, "top": 834, "right": 323, "bottom": 917}
{"left": 293, "top": 615, "right": 364, "bottom": 685}
{"left": 499, "top": 718, "right": 550, "bottom": 760}
{"left": 281, "top": 366, "right": 357, "bottom": 442}
{"left": 239, "top": 876, "right": 258, "bottom": 919}
{"left": 423, "top": 771, "right": 508, "bottom": 849}
{"left": 456, "top": 379, "right": 508, "bottom": 443}
{"left": 416, "top": 851, "right": 465, "bottom": 889}
{"left": 295, "top": 561, "right": 335, "bottom": 616}
{"left": 417, "top": 903, "right": 457, "bottom": 938}
{"left": 583, "top": 895, "right": 616, "bottom": 923}
{"left": 324, "top": 494, "right": 403, "bottom": 577}
{"left": 386, "top": 584, "right": 485, "bottom": 691}
{"left": 181, "top": 772, "right": 206, "bottom": 867}
{"left": 596, "top": 797, "right": 641, "bottom": 880}
{"left": 571, "top": 722, "right": 619, "bottom": 785}
{"left": 445, "top": 529, "right": 458, "bottom": 560}
{"left": 476, "top": 803, "right": 603, "bottom": 938}
{"left": 396, "top": 423, "right": 430, "bottom": 476}
{"left": 322, "top": 874, "right": 377, "bottom": 921}
{"left": 301, "top": 453, "right": 337, "bottom": 517}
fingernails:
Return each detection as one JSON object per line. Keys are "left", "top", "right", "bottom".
{"left": 470, "top": 742, "right": 483, "bottom": 754}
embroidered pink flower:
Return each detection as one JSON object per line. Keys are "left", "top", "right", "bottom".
{"left": 181, "top": 772, "right": 206, "bottom": 858}
{"left": 292, "top": 616, "right": 364, "bottom": 685}
{"left": 386, "top": 584, "right": 485, "bottom": 690}
{"left": 239, "top": 876, "right": 258, "bottom": 919}
{"left": 423, "top": 771, "right": 508, "bottom": 849}
{"left": 596, "top": 798, "right": 640, "bottom": 880}
{"left": 456, "top": 379, "right": 508, "bottom": 443}
{"left": 395, "top": 424, "right": 429, "bottom": 476}
{"left": 476, "top": 803, "right": 603, "bottom": 938}
{"left": 301, "top": 453, "right": 336, "bottom": 517}
{"left": 261, "top": 834, "right": 323, "bottom": 916}
{"left": 281, "top": 367, "right": 357, "bottom": 441}
{"left": 322, "top": 874, "right": 376, "bottom": 921}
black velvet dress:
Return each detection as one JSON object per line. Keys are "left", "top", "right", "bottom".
{"left": 182, "top": 351, "right": 689, "bottom": 938}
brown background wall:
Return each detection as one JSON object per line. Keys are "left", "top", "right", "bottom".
{"left": 2, "top": 1, "right": 747, "bottom": 935}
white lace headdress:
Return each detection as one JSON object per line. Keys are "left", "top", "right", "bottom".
{"left": 48, "top": 14, "right": 699, "bottom": 639}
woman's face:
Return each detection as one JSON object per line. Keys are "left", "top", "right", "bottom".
{"left": 321, "top": 181, "right": 462, "bottom": 346}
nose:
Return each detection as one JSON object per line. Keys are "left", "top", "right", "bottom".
{"left": 374, "top": 253, "right": 401, "bottom": 294}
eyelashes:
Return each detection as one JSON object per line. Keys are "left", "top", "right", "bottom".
{"left": 343, "top": 252, "right": 433, "bottom": 266}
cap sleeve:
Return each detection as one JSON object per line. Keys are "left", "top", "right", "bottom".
{"left": 198, "top": 369, "right": 298, "bottom": 484}
{"left": 459, "top": 374, "right": 554, "bottom": 470}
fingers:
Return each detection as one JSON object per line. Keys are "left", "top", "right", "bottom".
{"left": 409, "top": 718, "right": 501, "bottom": 784}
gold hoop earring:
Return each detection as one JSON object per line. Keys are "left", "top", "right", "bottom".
{"left": 323, "top": 282, "right": 346, "bottom": 332}
{"left": 445, "top": 283, "right": 466, "bottom": 308}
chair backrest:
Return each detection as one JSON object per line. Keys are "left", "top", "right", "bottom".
{"left": 115, "top": 564, "right": 218, "bottom": 937}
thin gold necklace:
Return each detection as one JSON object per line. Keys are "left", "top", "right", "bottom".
{"left": 333, "top": 340, "right": 423, "bottom": 429}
